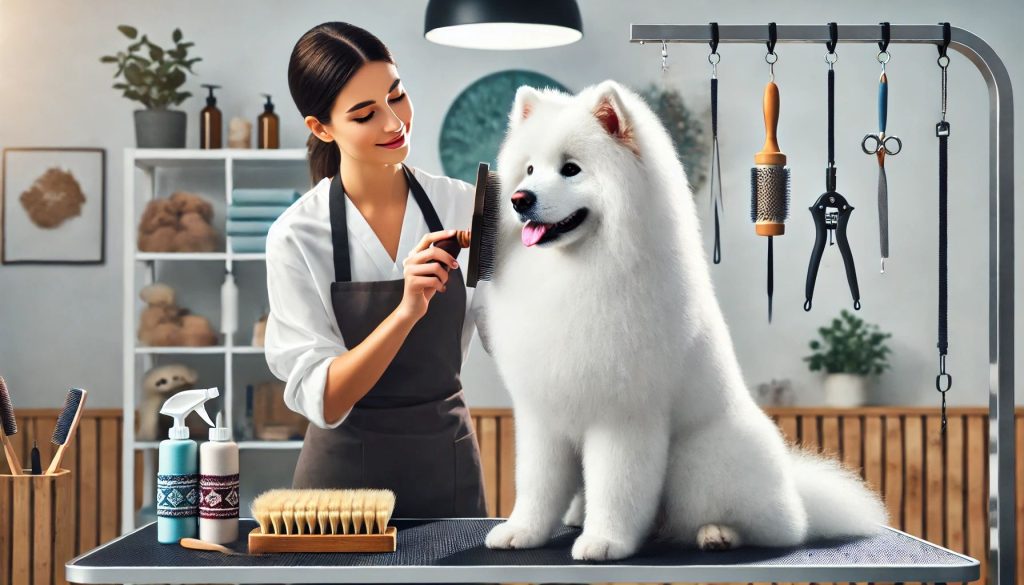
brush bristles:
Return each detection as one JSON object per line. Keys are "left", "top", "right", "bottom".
{"left": 0, "top": 377, "right": 16, "bottom": 437}
{"left": 468, "top": 162, "right": 502, "bottom": 287}
{"left": 51, "top": 388, "right": 85, "bottom": 445}
{"left": 251, "top": 489, "right": 396, "bottom": 536}
{"left": 750, "top": 166, "right": 791, "bottom": 223}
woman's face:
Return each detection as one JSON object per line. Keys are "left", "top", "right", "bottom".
{"left": 308, "top": 60, "right": 414, "bottom": 166}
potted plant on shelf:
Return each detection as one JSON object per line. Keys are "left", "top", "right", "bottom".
{"left": 803, "top": 309, "right": 893, "bottom": 407}
{"left": 100, "top": 25, "right": 201, "bottom": 148}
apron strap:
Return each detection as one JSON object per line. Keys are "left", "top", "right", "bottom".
{"left": 329, "top": 165, "right": 446, "bottom": 283}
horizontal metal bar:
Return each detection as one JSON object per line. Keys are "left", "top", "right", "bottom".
{"left": 631, "top": 23, "right": 950, "bottom": 44}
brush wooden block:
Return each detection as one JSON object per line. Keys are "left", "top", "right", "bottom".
{"left": 248, "top": 526, "right": 397, "bottom": 554}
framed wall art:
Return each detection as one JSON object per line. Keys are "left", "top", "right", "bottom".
{"left": 2, "top": 147, "right": 106, "bottom": 264}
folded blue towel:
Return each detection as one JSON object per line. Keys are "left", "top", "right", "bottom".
{"left": 232, "top": 189, "right": 300, "bottom": 206}
{"left": 227, "top": 219, "right": 275, "bottom": 236}
{"left": 230, "top": 236, "right": 267, "bottom": 253}
{"left": 227, "top": 206, "right": 291, "bottom": 220}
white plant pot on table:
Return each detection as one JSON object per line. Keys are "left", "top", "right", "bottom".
{"left": 823, "top": 373, "right": 867, "bottom": 407}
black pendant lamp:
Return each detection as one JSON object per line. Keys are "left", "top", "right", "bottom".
{"left": 425, "top": 0, "right": 583, "bottom": 50}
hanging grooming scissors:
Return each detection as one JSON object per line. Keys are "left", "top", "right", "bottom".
{"left": 861, "top": 23, "right": 902, "bottom": 273}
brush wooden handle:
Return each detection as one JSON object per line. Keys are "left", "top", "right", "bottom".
{"left": 180, "top": 537, "right": 242, "bottom": 555}
{"left": 755, "top": 81, "right": 787, "bottom": 166}
{"left": 46, "top": 394, "right": 86, "bottom": 475}
{"left": 1, "top": 434, "right": 23, "bottom": 475}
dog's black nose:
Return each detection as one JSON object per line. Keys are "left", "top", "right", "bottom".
{"left": 511, "top": 190, "right": 536, "bottom": 213}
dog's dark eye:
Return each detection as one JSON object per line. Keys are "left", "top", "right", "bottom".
{"left": 527, "top": 165, "right": 533, "bottom": 175}
{"left": 561, "top": 162, "right": 581, "bottom": 177}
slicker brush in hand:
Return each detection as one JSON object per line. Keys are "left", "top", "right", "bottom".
{"left": 249, "top": 489, "right": 397, "bottom": 553}
{"left": 467, "top": 162, "right": 502, "bottom": 287}
{"left": 0, "top": 377, "right": 24, "bottom": 475}
{"left": 751, "top": 79, "right": 791, "bottom": 323}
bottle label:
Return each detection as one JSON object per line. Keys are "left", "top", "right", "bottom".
{"left": 157, "top": 473, "right": 199, "bottom": 518}
{"left": 200, "top": 473, "right": 240, "bottom": 519}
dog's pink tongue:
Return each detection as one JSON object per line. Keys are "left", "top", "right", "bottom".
{"left": 522, "top": 221, "right": 549, "bottom": 247}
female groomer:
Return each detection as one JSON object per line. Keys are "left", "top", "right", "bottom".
{"left": 265, "top": 21, "right": 487, "bottom": 519}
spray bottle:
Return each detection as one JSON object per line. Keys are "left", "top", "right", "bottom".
{"left": 157, "top": 387, "right": 219, "bottom": 544}
{"left": 199, "top": 411, "right": 239, "bottom": 543}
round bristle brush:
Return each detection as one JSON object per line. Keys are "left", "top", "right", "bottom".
{"left": 751, "top": 80, "right": 791, "bottom": 323}
{"left": 0, "top": 377, "right": 24, "bottom": 475}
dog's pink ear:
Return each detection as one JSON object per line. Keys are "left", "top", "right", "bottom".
{"left": 592, "top": 83, "right": 637, "bottom": 153}
{"left": 509, "top": 86, "right": 542, "bottom": 128}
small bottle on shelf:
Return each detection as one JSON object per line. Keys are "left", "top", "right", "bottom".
{"left": 257, "top": 94, "right": 279, "bottom": 149}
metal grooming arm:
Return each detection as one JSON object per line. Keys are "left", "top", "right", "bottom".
{"left": 630, "top": 23, "right": 1015, "bottom": 585}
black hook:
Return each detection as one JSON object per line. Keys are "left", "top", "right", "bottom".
{"left": 826, "top": 22, "right": 838, "bottom": 54}
{"left": 937, "top": 22, "right": 951, "bottom": 58}
{"left": 766, "top": 22, "right": 777, "bottom": 55}
{"left": 878, "top": 22, "right": 890, "bottom": 53}
{"left": 709, "top": 22, "right": 720, "bottom": 54}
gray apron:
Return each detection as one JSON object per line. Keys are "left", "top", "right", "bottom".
{"left": 292, "top": 164, "right": 488, "bottom": 520}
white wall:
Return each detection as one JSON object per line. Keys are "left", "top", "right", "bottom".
{"left": 0, "top": 0, "right": 1021, "bottom": 414}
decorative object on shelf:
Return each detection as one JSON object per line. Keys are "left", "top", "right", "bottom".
{"left": 256, "top": 94, "right": 280, "bottom": 149}
{"left": 140, "top": 363, "right": 200, "bottom": 441}
{"left": 138, "top": 282, "right": 219, "bottom": 347}
{"left": 636, "top": 83, "right": 710, "bottom": 193}
{"left": 440, "top": 70, "right": 569, "bottom": 183}
{"left": 253, "top": 380, "right": 306, "bottom": 440}
{"left": 100, "top": 25, "right": 201, "bottom": 148}
{"left": 199, "top": 84, "right": 223, "bottom": 149}
{"left": 425, "top": 0, "right": 583, "bottom": 50}
{"left": 1, "top": 147, "right": 106, "bottom": 265}
{"left": 252, "top": 313, "right": 268, "bottom": 347}
{"left": 753, "top": 378, "right": 794, "bottom": 407}
{"left": 803, "top": 309, "right": 892, "bottom": 407}
{"left": 138, "top": 191, "right": 220, "bottom": 252}
{"left": 228, "top": 117, "right": 252, "bottom": 148}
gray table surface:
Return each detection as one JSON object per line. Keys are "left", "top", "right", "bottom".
{"left": 66, "top": 518, "right": 979, "bottom": 584}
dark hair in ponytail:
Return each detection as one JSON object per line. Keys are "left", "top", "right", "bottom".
{"left": 288, "top": 22, "right": 394, "bottom": 184}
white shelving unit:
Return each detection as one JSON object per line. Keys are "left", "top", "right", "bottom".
{"left": 121, "top": 148, "right": 308, "bottom": 533}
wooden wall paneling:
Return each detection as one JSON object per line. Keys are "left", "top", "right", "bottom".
{"left": 478, "top": 416, "right": 499, "bottom": 518}
{"left": 944, "top": 415, "right": 965, "bottom": 554}
{"left": 884, "top": 415, "right": 904, "bottom": 530}
{"left": 499, "top": 415, "right": 516, "bottom": 518}
{"left": 903, "top": 415, "right": 924, "bottom": 537}
{"left": 924, "top": 415, "right": 945, "bottom": 545}
{"left": 98, "top": 417, "right": 120, "bottom": 544}
{"left": 77, "top": 417, "right": 98, "bottom": 553}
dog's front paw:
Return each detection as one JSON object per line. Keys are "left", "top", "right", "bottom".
{"left": 571, "top": 531, "right": 637, "bottom": 561}
{"left": 697, "top": 523, "right": 741, "bottom": 551}
{"left": 485, "top": 521, "right": 550, "bottom": 549}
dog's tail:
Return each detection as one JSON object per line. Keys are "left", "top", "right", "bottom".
{"left": 789, "top": 448, "right": 889, "bottom": 539}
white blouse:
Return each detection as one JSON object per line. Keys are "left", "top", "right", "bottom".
{"left": 264, "top": 167, "right": 483, "bottom": 430}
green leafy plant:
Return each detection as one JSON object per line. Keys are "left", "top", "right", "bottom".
{"left": 804, "top": 310, "right": 893, "bottom": 375}
{"left": 100, "top": 25, "right": 201, "bottom": 109}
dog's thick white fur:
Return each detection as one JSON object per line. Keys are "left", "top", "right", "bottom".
{"left": 476, "top": 80, "right": 888, "bottom": 561}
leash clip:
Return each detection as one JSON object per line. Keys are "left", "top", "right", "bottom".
{"left": 936, "top": 120, "right": 951, "bottom": 137}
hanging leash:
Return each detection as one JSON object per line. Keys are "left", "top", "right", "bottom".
{"left": 805, "top": 23, "right": 861, "bottom": 313}
{"left": 861, "top": 22, "right": 902, "bottom": 274}
{"left": 708, "top": 22, "right": 724, "bottom": 264}
{"left": 935, "top": 22, "right": 952, "bottom": 434}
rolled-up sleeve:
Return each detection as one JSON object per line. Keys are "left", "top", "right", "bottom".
{"left": 264, "top": 226, "right": 351, "bottom": 429}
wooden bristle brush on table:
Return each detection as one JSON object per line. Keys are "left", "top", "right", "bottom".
{"left": 249, "top": 488, "right": 397, "bottom": 553}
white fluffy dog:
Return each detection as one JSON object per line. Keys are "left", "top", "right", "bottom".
{"left": 476, "top": 80, "right": 888, "bottom": 561}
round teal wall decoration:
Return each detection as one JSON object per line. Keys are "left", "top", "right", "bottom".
{"left": 439, "top": 70, "right": 570, "bottom": 184}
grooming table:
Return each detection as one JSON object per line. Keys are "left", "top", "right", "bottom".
{"left": 66, "top": 518, "right": 978, "bottom": 584}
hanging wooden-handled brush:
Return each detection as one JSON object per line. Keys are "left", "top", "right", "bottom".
{"left": 750, "top": 22, "right": 790, "bottom": 323}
